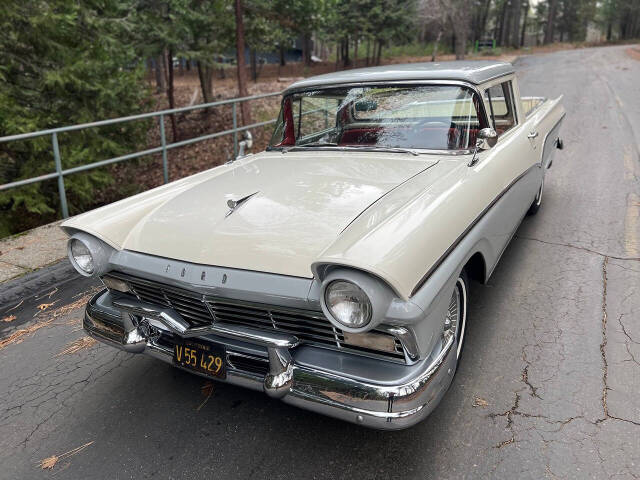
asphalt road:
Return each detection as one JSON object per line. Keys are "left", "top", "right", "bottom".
{"left": 1, "top": 44, "right": 639, "bottom": 480}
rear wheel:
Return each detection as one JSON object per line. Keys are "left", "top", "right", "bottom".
{"left": 527, "top": 177, "right": 544, "bottom": 215}
{"left": 443, "top": 269, "right": 469, "bottom": 361}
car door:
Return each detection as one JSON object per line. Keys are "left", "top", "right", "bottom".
{"left": 475, "top": 76, "right": 543, "bottom": 268}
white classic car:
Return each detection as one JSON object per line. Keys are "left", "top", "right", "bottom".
{"left": 63, "top": 61, "right": 564, "bottom": 429}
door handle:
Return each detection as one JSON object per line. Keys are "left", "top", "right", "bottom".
{"left": 527, "top": 131, "right": 539, "bottom": 139}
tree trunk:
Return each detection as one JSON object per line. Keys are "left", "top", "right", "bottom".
{"left": 353, "top": 32, "right": 358, "bottom": 68}
{"left": 375, "top": 40, "right": 382, "bottom": 66}
{"left": 197, "top": 61, "right": 214, "bottom": 104}
{"left": 302, "top": 33, "right": 312, "bottom": 66}
{"left": 343, "top": 36, "right": 350, "bottom": 67}
{"left": 335, "top": 43, "right": 340, "bottom": 71}
{"left": 544, "top": 0, "right": 558, "bottom": 44}
{"left": 454, "top": 28, "right": 467, "bottom": 59}
{"left": 155, "top": 55, "right": 165, "bottom": 93}
{"left": 365, "top": 37, "right": 370, "bottom": 66}
{"left": 431, "top": 30, "right": 442, "bottom": 61}
{"left": 234, "top": 0, "right": 251, "bottom": 125}
{"left": 279, "top": 44, "right": 286, "bottom": 66}
{"left": 166, "top": 48, "right": 178, "bottom": 142}
{"left": 520, "top": 1, "right": 529, "bottom": 47}
{"left": 501, "top": 2, "right": 512, "bottom": 47}
{"left": 498, "top": 0, "right": 509, "bottom": 46}
{"left": 479, "top": 0, "right": 492, "bottom": 41}
{"left": 249, "top": 49, "right": 257, "bottom": 82}
{"left": 510, "top": 0, "right": 522, "bottom": 48}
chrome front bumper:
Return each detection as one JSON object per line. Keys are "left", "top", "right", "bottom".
{"left": 84, "top": 290, "right": 456, "bottom": 430}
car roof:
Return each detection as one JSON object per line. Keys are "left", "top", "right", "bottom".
{"left": 284, "top": 61, "right": 514, "bottom": 92}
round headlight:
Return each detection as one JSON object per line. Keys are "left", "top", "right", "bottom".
{"left": 70, "top": 238, "right": 94, "bottom": 275}
{"left": 325, "top": 280, "right": 372, "bottom": 328}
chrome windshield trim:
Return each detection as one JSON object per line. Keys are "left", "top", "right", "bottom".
{"left": 270, "top": 80, "right": 488, "bottom": 156}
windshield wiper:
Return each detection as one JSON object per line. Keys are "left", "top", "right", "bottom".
{"left": 298, "top": 142, "right": 339, "bottom": 147}
{"left": 285, "top": 143, "right": 419, "bottom": 156}
{"left": 344, "top": 145, "right": 420, "bottom": 156}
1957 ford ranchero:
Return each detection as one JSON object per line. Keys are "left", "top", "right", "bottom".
{"left": 62, "top": 61, "right": 564, "bottom": 429}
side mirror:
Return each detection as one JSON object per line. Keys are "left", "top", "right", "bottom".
{"left": 468, "top": 128, "right": 498, "bottom": 167}
{"left": 354, "top": 99, "right": 378, "bottom": 112}
{"left": 476, "top": 128, "right": 498, "bottom": 150}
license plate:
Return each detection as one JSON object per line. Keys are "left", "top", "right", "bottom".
{"left": 173, "top": 339, "right": 226, "bottom": 379}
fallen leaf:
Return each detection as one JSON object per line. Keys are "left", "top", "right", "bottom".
{"left": 197, "top": 381, "right": 214, "bottom": 411}
{"left": 473, "top": 396, "right": 489, "bottom": 408}
{"left": 6, "top": 299, "right": 24, "bottom": 312}
{"left": 39, "top": 456, "right": 59, "bottom": 470}
{"left": 36, "top": 287, "right": 58, "bottom": 300}
{"left": 37, "top": 441, "right": 94, "bottom": 471}
{"left": 494, "top": 436, "right": 515, "bottom": 449}
{"left": 57, "top": 337, "right": 97, "bottom": 356}
{"left": 33, "top": 301, "right": 59, "bottom": 317}
{"left": 2, "top": 315, "right": 16, "bottom": 323}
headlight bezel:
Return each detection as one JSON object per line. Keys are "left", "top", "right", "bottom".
{"left": 319, "top": 268, "right": 395, "bottom": 333}
{"left": 66, "top": 232, "right": 115, "bottom": 277}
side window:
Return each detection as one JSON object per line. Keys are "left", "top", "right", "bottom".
{"left": 297, "top": 96, "right": 340, "bottom": 139}
{"left": 484, "top": 81, "right": 516, "bottom": 135}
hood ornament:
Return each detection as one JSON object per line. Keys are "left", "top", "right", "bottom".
{"left": 226, "top": 191, "right": 259, "bottom": 217}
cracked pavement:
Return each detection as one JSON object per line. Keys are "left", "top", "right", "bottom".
{"left": 0, "top": 45, "right": 639, "bottom": 479}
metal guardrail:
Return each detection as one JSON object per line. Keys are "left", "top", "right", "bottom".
{"left": 0, "top": 91, "right": 283, "bottom": 218}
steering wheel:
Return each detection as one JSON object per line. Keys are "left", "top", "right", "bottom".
{"left": 415, "top": 120, "right": 450, "bottom": 128}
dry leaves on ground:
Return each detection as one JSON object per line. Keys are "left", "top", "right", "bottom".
{"left": 472, "top": 396, "right": 489, "bottom": 408}
{"left": 0, "top": 319, "right": 53, "bottom": 350}
{"left": 38, "top": 441, "right": 94, "bottom": 470}
{"left": 57, "top": 336, "right": 97, "bottom": 356}
{"left": 2, "top": 315, "right": 16, "bottom": 323}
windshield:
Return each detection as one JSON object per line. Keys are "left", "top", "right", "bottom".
{"left": 268, "top": 85, "right": 487, "bottom": 152}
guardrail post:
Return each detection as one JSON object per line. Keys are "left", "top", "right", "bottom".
{"left": 159, "top": 114, "right": 169, "bottom": 184}
{"left": 232, "top": 102, "right": 238, "bottom": 158}
{"left": 52, "top": 132, "right": 69, "bottom": 219}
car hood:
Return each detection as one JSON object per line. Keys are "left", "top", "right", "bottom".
{"left": 63, "top": 151, "right": 437, "bottom": 279}
{"left": 123, "top": 152, "right": 436, "bottom": 278}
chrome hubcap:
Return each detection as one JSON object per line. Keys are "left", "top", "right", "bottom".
{"left": 443, "top": 278, "right": 467, "bottom": 359}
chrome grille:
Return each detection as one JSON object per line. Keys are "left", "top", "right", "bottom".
{"left": 113, "top": 272, "right": 405, "bottom": 362}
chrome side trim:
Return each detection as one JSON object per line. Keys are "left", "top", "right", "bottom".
{"left": 410, "top": 162, "right": 540, "bottom": 296}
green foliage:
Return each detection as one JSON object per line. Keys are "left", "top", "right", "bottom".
{"left": 331, "top": 0, "right": 418, "bottom": 46}
{"left": 0, "top": 0, "right": 152, "bottom": 235}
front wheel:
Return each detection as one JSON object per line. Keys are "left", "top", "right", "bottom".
{"left": 443, "top": 269, "right": 469, "bottom": 361}
{"left": 527, "top": 177, "right": 544, "bottom": 215}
